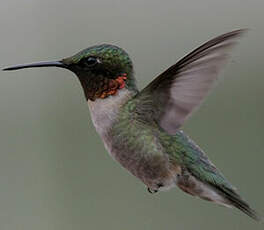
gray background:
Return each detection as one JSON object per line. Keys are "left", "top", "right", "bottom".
{"left": 0, "top": 0, "right": 263, "bottom": 229}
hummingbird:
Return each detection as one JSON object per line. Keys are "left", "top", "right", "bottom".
{"left": 3, "top": 29, "right": 261, "bottom": 221}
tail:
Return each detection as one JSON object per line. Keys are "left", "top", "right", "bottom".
{"left": 217, "top": 185, "right": 261, "bottom": 221}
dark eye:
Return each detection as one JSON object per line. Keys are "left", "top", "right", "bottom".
{"left": 85, "top": 57, "right": 98, "bottom": 67}
{"left": 80, "top": 56, "right": 99, "bottom": 68}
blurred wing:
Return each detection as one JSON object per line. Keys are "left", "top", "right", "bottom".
{"left": 136, "top": 29, "right": 247, "bottom": 134}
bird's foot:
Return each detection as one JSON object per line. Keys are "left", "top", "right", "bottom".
{"left": 147, "top": 187, "right": 158, "bottom": 194}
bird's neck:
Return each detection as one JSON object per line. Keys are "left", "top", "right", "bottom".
{"left": 87, "top": 88, "right": 136, "bottom": 137}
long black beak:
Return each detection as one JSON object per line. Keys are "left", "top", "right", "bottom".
{"left": 2, "top": 61, "right": 67, "bottom": 71}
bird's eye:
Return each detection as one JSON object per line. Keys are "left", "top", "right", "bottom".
{"left": 79, "top": 56, "right": 99, "bottom": 68}
{"left": 84, "top": 56, "right": 99, "bottom": 67}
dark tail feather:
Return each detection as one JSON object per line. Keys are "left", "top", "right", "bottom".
{"left": 218, "top": 186, "right": 261, "bottom": 221}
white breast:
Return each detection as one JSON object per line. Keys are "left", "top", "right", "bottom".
{"left": 87, "top": 88, "right": 132, "bottom": 137}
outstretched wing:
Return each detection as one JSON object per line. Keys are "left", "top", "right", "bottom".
{"left": 136, "top": 29, "right": 247, "bottom": 134}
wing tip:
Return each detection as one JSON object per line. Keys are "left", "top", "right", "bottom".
{"left": 216, "top": 28, "right": 249, "bottom": 43}
{"left": 210, "top": 28, "right": 249, "bottom": 46}
{"left": 229, "top": 28, "right": 250, "bottom": 39}
{"left": 228, "top": 28, "right": 249, "bottom": 35}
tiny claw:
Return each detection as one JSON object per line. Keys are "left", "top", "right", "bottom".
{"left": 147, "top": 187, "right": 158, "bottom": 194}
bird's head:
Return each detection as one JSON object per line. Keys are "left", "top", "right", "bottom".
{"left": 3, "top": 44, "right": 137, "bottom": 101}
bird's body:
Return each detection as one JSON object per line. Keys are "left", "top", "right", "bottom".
{"left": 88, "top": 88, "right": 179, "bottom": 192}
{"left": 3, "top": 29, "right": 261, "bottom": 221}
{"left": 88, "top": 86, "right": 242, "bottom": 207}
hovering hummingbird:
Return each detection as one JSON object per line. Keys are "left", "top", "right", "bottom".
{"left": 3, "top": 29, "right": 261, "bottom": 221}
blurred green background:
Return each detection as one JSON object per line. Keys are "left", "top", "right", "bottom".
{"left": 0, "top": 0, "right": 263, "bottom": 229}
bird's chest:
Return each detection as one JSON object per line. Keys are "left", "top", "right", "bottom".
{"left": 87, "top": 89, "right": 139, "bottom": 163}
{"left": 88, "top": 89, "right": 132, "bottom": 137}
{"left": 87, "top": 90, "right": 176, "bottom": 190}
{"left": 88, "top": 98, "right": 148, "bottom": 179}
